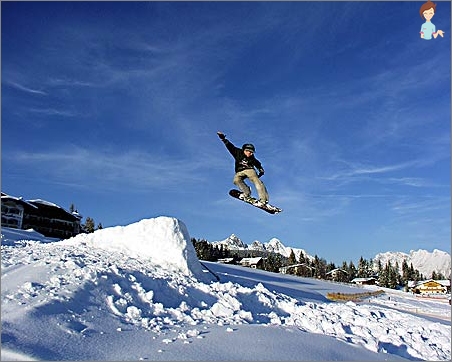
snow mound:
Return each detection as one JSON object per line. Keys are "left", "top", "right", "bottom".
{"left": 1, "top": 219, "right": 450, "bottom": 360}
{"left": 65, "top": 216, "right": 205, "bottom": 278}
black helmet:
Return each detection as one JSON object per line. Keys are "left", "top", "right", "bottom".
{"left": 242, "top": 143, "right": 255, "bottom": 152}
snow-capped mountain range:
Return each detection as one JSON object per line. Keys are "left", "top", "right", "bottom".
{"left": 374, "top": 249, "right": 451, "bottom": 279}
{"left": 212, "top": 234, "right": 451, "bottom": 278}
{"left": 212, "top": 234, "right": 313, "bottom": 261}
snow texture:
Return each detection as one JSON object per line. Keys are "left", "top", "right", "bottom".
{"left": 1, "top": 216, "right": 450, "bottom": 361}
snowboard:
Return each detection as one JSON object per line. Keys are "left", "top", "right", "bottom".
{"left": 229, "top": 189, "right": 282, "bottom": 214}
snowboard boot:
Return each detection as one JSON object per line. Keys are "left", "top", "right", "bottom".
{"left": 254, "top": 199, "right": 268, "bottom": 207}
{"left": 239, "top": 194, "right": 254, "bottom": 203}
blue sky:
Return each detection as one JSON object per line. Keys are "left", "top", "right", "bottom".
{"left": 2, "top": 1, "right": 450, "bottom": 265}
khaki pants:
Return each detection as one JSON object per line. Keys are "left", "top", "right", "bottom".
{"left": 233, "top": 169, "right": 269, "bottom": 203}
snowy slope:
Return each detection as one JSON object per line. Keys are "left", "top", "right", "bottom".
{"left": 1, "top": 227, "right": 60, "bottom": 245}
{"left": 1, "top": 217, "right": 451, "bottom": 361}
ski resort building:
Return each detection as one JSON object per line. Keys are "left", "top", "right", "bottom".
{"left": 1, "top": 192, "right": 82, "bottom": 239}
{"left": 408, "top": 279, "right": 450, "bottom": 294}
{"left": 1, "top": 193, "right": 34, "bottom": 229}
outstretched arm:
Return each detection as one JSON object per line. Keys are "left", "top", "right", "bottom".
{"left": 433, "top": 30, "right": 445, "bottom": 38}
{"left": 217, "top": 131, "right": 240, "bottom": 157}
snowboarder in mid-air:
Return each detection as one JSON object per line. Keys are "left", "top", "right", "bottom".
{"left": 217, "top": 131, "right": 281, "bottom": 214}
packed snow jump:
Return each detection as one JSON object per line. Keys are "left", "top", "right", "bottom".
{"left": 217, "top": 131, "right": 282, "bottom": 214}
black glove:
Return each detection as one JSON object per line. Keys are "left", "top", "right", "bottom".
{"left": 258, "top": 169, "right": 265, "bottom": 178}
{"left": 217, "top": 131, "right": 226, "bottom": 140}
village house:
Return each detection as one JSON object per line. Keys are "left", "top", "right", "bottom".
{"left": 325, "top": 268, "right": 348, "bottom": 280}
{"left": 239, "top": 257, "right": 263, "bottom": 269}
{"left": 408, "top": 279, "right": 450, "bottom": 294}
{"left": 1, "top": 192, "right": 82, "bottom": 239}
{"left": 279, "top": 263, "right": 314, "bottom": 275}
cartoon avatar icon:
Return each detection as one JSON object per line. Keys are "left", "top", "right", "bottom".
{"left": 419, "top": 0, "right": 445, "bottom": 40}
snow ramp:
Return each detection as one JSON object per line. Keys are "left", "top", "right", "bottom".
{"left": 66, "top": 216, "right": 206, "bottom": 279}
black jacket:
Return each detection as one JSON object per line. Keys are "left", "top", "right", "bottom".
{"left": 221, "top": 139, "right": 264, "bottom": 174}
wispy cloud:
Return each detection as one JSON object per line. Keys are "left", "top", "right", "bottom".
{"left": 6, "top": 146, "right": 215, "bottom": 192}
{"left": 385, "top": 177, "right": 448, "bottom": 188}
{"left": 391, "top": 197, "right": 450, "bottom": 216}
{"left": 5, "top": 81, "right": 47, "bottom": 95}
{"left": 320, "top": 159, "right": 422, "bottom": 182}
{"left": 47, "top": 78, "right": 97, "bottom": 88}
{"left": 28, "top": 108, "right": 76, "bottom": 117}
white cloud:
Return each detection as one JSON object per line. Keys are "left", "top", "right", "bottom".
{"left": 7, "top": 147, "right": 213, "bottom": 191}
{"left": 5, "top": 81, "right": 47, "bottom": 95}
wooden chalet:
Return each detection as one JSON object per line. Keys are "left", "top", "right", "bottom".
{"left": 409, "top": 279, "right": 450, "bottom": 294}
{"left": 325, "top": 268, "right": 348, "bottom": 280}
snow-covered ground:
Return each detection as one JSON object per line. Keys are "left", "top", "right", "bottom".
{"left": 1, "top": 217, "right": 450, "bottom": 361}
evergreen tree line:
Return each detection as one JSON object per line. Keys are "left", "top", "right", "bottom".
{"left": 191, "top": 238, "right": 449, "bottom": 291}
{"left": 191, "top": 238, "right": 287, "bottom": 273}
{"left": 69, "top": 204, "right": 102, "bottom": 234}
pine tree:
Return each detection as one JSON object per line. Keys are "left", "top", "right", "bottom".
{"left": 357, "top": 256, "right": 368, "bottom": 278}
{"left": 263, "top": 253, "right": 283, "bottom": 273}
{"left": 379, "top": 261, "right": 389, "bottom": 287}
{"left": 393, "top": 261, "right": 400, "bottom": 286}
{"left": 288, "top": 249, "right": 297, "bottom": 265}
{"left": 287, "top": 249, "right": 297, "bottom": 274}
{"left": 348, "top": 261, "right": 357, "bottom": 281}
{"left": 341, "top": 261, "right": 348, "bottom": 271}
{"left": 312, "top": 255, "right": 327, "bottom": 279}
{"left": 298, "top": 250, "right": 306, "bottom": 264}
{"left": 84, "top": 217, "right": 95, "bottom": 233}
{"left": 401, "top": 259, "right": 410, "bottom": 286}
{"left": 192, "top": 238, "right": 211, "bottom": 260}
{"left": 389, "top": 261, "right": 400, "bottom": 289}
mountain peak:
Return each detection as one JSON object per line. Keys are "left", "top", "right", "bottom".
{"left": 374, "top": 249, "right": 451, "bottom": 278}
{"left": 212, "top": 233, "right": 247, "bottom": 249}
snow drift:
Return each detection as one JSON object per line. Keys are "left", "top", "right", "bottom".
{"left": 1, "top": 217, "right": 451, "bottom": 361}
{"left": 65, "top": 216, "right": 205, "bottom": 279}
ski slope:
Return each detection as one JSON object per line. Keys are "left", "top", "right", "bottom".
{"left": 1, "top": 217, "right": 450, "bottom": 361}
